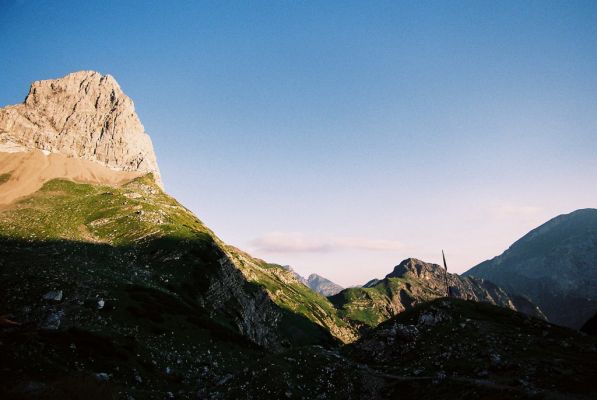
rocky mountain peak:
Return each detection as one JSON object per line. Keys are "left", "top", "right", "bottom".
{"left": 386, "top": 258, "right": 445, "bottom": 280}
{"left": 0, "top": 71, "right": 162, "bottom": 186}
{"left": 331, "top": 257, "right": 546, "bottom": 328}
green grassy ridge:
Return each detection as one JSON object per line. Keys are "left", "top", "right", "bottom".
{"left": 330, "top": 276, "right": 440, "bottom": 327}
{"left": 0, "top": 174, "right": 351, "bottom": 343}
{"left": 0, "top": 175, "right": 208, "bottom": 244}
{"left": 224, "top": 247, "right": 356, "bottom": 341}
{"left": 330, "top": 285, "right": 390, "bottom": 326}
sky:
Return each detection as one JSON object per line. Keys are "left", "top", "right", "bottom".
{"left": 1, "top": 1, "right": 596, "bottom": 287}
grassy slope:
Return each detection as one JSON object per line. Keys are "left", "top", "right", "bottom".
{"left": 0, "top": 175, "right": 352, "bottom": 340}
{"left": 0, "top": 175, "right": 355, "bottom": 398}
{"left": 227, "top": 248, "right": 355, "bottom": 342}
{"left": 0, "top": 174, "right": 211, "bottom": 243}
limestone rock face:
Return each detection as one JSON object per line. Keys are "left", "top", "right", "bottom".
{"left": 0, "top": 71, "right": 162, "bottom": 186}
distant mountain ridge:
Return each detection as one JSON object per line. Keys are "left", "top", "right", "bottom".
{"left": 306, "top": 274, "right": 344, "bottom": 296}
{"left": 465, "top": 208, "right": 597, "bottom": 328}
{"left": 281, "top": 266, "right": 344, "bottom": 296}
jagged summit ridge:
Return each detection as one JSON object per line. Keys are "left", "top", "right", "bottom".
{"left": 386, "top": 257, "right": 441, "bottom": 279}
{"left": 329, "top": 257, "right": 545, "bottom": 329}
{"left": 0, "top": 71, "right": 162, "bottom": 186}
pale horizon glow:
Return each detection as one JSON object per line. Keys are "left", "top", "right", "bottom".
{"left": 249, "top": 232, "right": 405, "bottom": 254}
{"left": 1, "top": 1, "right": 596, "bottom": 287}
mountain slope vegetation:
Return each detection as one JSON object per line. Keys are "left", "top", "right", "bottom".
{"left": 0, "top": 174, "right": 359, "bottom": 397}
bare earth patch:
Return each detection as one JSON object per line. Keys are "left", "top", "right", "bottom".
{"left": 0, "top": 150, "right": 141, "bottom": 207}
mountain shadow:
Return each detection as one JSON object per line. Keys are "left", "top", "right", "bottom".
{"left": 0, "top": 235, "right": 341, "bottom": 398}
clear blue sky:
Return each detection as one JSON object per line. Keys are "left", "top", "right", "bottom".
{"left": 2, "top": 1, "right": 597, "bottom": 286}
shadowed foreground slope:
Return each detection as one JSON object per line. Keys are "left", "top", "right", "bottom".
{"left": 218, "top": 299, "right": 597, "bottom": 399}
{"left": 345, "top": 298, "right": 597, "bottom": 399}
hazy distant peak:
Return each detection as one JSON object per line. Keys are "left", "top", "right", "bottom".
{"left": 306, "top": 274, "right": 343, "bottom": 296}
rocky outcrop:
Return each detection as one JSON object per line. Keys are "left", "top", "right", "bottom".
{"left": 307, "top": 274, "right": 344, "bottom": 296}
{"left": 330, "top": 258, "right": 545, "bottom": 329}
{"left": 214, "top": 247, "right": 351, "bottom": 347}
{"left": 0, "top": 71, "right": 161, "bottom": 186}
{"left": 464, "top": 208, "right": 597, "bottom": 328}
{"left": 389, "top": 258, "right": 544, "bottom": 317}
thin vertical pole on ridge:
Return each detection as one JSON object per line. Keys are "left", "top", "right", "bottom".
{"left": 442, "top": 250, "right": 450, "bottom": 298}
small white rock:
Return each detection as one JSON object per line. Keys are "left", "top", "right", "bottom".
{"left": 42, "top": 290, "right": 63, "bottom": 301}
